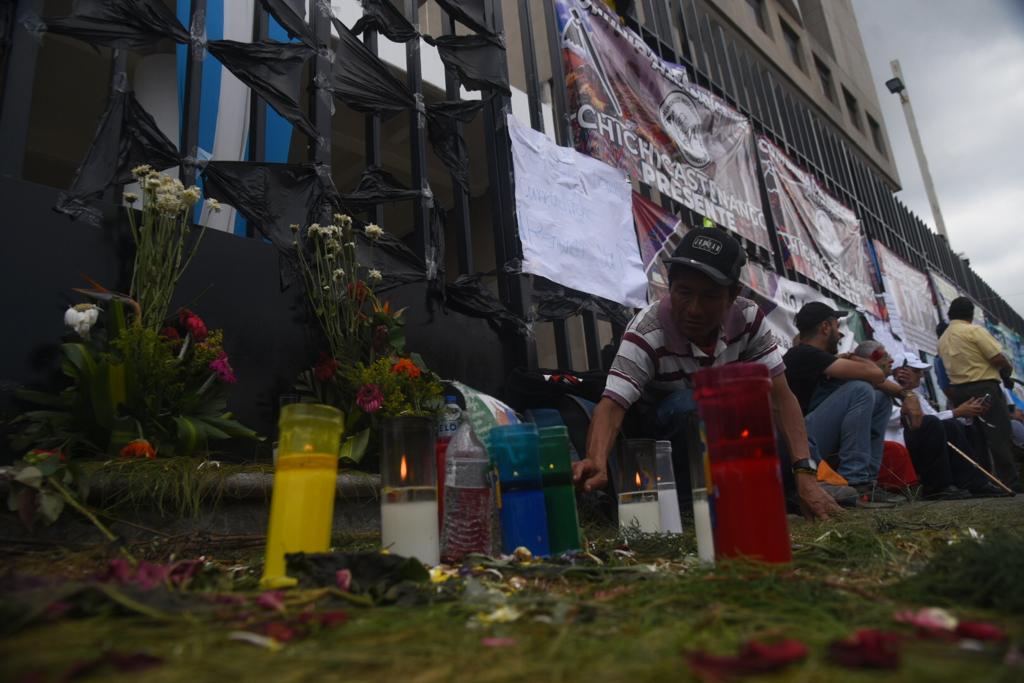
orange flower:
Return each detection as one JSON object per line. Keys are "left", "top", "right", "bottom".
{"left": 391, "top": 358, "right": 421, "bottom": 378}
{"left": 120, "top": 439, "right": 156, "bottom": 460}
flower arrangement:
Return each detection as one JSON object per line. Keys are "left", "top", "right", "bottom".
{"left": 292, "top": 215, "right": 442, "bottom": 462}
{"left": 7, "top": 166, "right": 257, "bottom": 527}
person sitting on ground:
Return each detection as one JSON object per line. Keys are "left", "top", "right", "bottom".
{"left": 783, "top": 303, "right": 905, "bottom": 505}
{"left": 1006, "top": 387, "right": 1024, "bottom": 448}
{"left": 938, "top": 297, "right": 1022, "bottom": 491}
{"left": 572, "top": 227, "right": 843, "bottom": 521}
{"left": 862, "top": 344, "right": 1004, "bottom": 499}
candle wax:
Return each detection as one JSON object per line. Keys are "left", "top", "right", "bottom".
{"left": 692, "top": 494, "right": 715, "bottom": 565}
{"left": 381, "top": 497, "right": 440, "bottom": 566}
{"left": 618, "top": 498, "right": 661, "bottom": 533}
{"left": 657, "top": 485, "right": 684, "bottom": 534}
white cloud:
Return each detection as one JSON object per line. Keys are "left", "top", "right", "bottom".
{"left": 853, "top": 0, "right": 1024, "bottom": 320}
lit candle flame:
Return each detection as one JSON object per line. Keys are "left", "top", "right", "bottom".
{"left": 740, "top": 429, "right": 750, "bottom": 439}
{"left": 400, "top": 454, "right": 408, "bottom": 482}
{"left": 635, "top": 471, "right": 642, "bottom": 488}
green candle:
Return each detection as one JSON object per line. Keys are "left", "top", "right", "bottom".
{"left": 538, "top": 426, "right": 581, "bottom": 554}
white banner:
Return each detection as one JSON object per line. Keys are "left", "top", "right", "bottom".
{"left": 509, "top": 115, "right": 648, "bottom": 308}
{"left": 873, "top": 241, "right": 940, "bottom": 355}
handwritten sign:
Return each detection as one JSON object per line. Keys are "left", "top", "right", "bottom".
{"left": 508, "top": 115, "right": 647, "bottom": 308}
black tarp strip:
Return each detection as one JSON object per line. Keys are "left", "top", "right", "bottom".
{"left": 43, "top": 0, "right": 189, "bottom": 49}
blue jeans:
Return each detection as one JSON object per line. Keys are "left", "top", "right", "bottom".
{"left": 804, "top": 381, "right": 891, "bottom": 486}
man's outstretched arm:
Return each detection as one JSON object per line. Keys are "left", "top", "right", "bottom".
{"left": 572, "top": 397, "right": 626, "bottom": 492}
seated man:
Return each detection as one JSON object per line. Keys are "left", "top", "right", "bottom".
{"left": 784, "top": 304, "right": 905, "bottom": 505}
{"left": 572, "top": 228, "right": 842, "bottom": 521}
{"left": 884, "top": 350, "right": 1007, "bottom": 498}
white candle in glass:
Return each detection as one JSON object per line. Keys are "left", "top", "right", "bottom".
{"left": 658, "top": 486, "right": 684, "bottom": 533}
{"left": 381, "top": 490, "right": 439, "bottom": 566}
{"left": 618, "top": 491, "right": 661, "bottom": 533}
{"left": 692, "top": 494, "right": 715, "bottom": 565}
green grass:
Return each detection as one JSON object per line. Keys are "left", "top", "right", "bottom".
{"left": 2, "top": 499, "right": 1023, "bottom": 682}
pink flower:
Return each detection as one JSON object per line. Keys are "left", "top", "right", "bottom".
{"left": 209, "top": 352, "right": 237, "bottom": 384}
{"left": 256, "top": 591, "right": 286, "bottom": 612}
{"left": 336, "top": 569, "right": 353, "bottom": 592}
{"left": 356, "top": 383, "right": 384, "bottom": 414}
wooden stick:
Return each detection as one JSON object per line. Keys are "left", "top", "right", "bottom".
{"left": 945, "top": 441, "right": 1015, "bottom": 496}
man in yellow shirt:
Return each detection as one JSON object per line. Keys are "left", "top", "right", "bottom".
{"left": 937, "top": 297, "right": 1020, "bottom": 491}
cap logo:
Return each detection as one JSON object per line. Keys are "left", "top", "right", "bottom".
{"left": 691, "top": 236, "right": 723, "bottom": 255}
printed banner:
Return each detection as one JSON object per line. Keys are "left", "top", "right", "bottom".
{"left": 509, "top": 115, "right": 648, "bottom": 308}
{"left": 928, "top": 269, "right": 985, "bottom": 326}
{"left": 873, "top": 241, "right": 940, "bottom": 355}
{"left": 632, "top": 192, "right": 691, "bottom": 302}
{"left": 556, "top": 0, "right": 770, "bottom": 249}
{"left": 756, "top": 136, "right": 879, "bottom": 317}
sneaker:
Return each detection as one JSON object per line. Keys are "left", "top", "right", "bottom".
{"left": 819, "top": 483, "right": 859, "bottom": 508}
{"left": 854, "top": 483, "right": 906, "bottom": 507}
{"left": 923, "top": 485, "right": 972, "bottom": 501}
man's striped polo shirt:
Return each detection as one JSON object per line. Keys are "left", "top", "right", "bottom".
{"left": 603, "top": 296, "right": 784, "bottom": 409}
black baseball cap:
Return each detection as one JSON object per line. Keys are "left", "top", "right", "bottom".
{"left": 794, "top": 301, "right": 847, "bottom": 333}
{"left": 664, "top": 227, "right": 746, "bottom": 286}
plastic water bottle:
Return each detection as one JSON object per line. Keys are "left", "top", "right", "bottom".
{"left": 440, "top": 423, "right": 493, "bottom": 562}
{"left": 436, "top": 395, "right": 461, "bottom": 529}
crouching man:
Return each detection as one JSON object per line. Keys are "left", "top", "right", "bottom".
{"left": 572, "top": 227, "right": 842, "bottom": 521}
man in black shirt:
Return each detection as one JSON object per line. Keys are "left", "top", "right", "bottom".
{"left": 783, "top": 303, "right": 905, "bottom": 503}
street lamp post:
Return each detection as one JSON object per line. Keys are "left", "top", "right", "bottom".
{"left": 885, "top": 59, "right": 950, "bottom": 243}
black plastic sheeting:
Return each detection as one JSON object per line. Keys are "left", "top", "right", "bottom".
{"left": 531, "top": 277, "right": 633, "bottom": 329}
{"left": 422, "top": 34, "right": 510, "bottom": 94}
{"left": 55, "top": 89, "right": 180, "bottom": 226}
{"left": 257, "top": 0, "right": 314, "bottom": 47}
{"left": 424, "top": 99, "right": 485, "bottom": 191}
{"left": 201, "top": 161, "right": 337, "bottom": 252}
{"left": 338, "top": 165, "right": 421, "bottom": 211}
{"left": 43, "top": 0, "right": 188, "bottom": 49}
{"left": 329, "top": 16, "right": 415, "bottom": 114}
{"left": 351, "top": 0, "right": 418, "bottom": 43}
{"left": 206, "top": 40, "right": 319, "bottom": 141}
{"left": 433, "top": 0, "right": 493, "bottom": 36}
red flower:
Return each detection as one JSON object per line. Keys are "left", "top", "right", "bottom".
{"left": 178, "top": 308, "right": 194, "bottom": 326}
{"left": 314, "top": 353, "right": 339, "bottom": 381}
{"left": 373, "top": 324, "right": 390, "bottom": 352}
{"left": 336, "top": 569, "right": 352, "bottom": 592}
{"left": 24, "top": 449, "right": 65, "bottom": 465}
{"left": 356, "top": 383, "right": 384, "bottom": 414}
{"left": 347, "top": 280, "right": 369, "bottom": 303}
{"left": 687, "top": 639, "right": 808, "bottom": 680}
{"left": 828, "top": 629, "right": 903, "bottom": 669}
{"left": 956, "top": 621, "right": 1006, "bottom": 642}
{"left": 160, "top": 326, "right": 180, "bottom": 340}
{"left": 184, "top": 314, "right": 208, "bottom": 342}
{"left": 120, "top": 439, "right": 156, "bottom": 460}
{"left": 391, "top": 358, "right": 421, "bottom": 378}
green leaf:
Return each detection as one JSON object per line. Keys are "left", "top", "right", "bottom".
{"left": 108, "top": 298, "right": 128, "bottom": 339}
{"left": 339, "top": 428, "right": 370, "bottom": 464}
{"left": 61, "top": 343, "right": 98, "bottom": 383}
{"left": 13, "top": 389, "right": 73, "bottom": 409}
{"left": 174, "top": 416, "right": 202, "bottom": 456}
{"left": 37, "top": 490, "right": 65, "bottom": 525}
{"left": 14, "top": 467, "right": 43, "bottom": 489}
{"left": 200, "top": 415, "right": 260, "bottom": 440}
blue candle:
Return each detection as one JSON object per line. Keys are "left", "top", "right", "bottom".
{"left": 488, "top": 424, "right": 550, "bottom": 557}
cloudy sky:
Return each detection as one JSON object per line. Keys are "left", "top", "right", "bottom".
{"left": 851, "top": 0, "right": 1024, "bottom": 318}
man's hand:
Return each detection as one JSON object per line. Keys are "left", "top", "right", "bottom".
{"left": 953, "top": 396, "right": 987, "bottom": 419}
{"left": 901, "top": 392, "right": 924, "bottom": 430}
{"left": 572, "top": 457, "right": 608, "bottom": 493}
{"left": 795, "top": 473, "right": 843, "bottom": 521}
{"left": 893, "top": 366, "right": 914, "bottom": 388}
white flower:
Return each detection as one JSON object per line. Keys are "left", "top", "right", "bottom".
{"left": 289, "top": 223, "right": 300, "bottom": 234}
{"left": 337, "top": 214, "right": 353, "bottom": 229}
{"left": 367, "top": 269, "right": 383, "bottom": 282}
{"left": 123, "top": 192, "right": 138, "bottom": 204}
{"left": 364, "top": 223, "right": 384, "bottom": 240}
{"left": 64, "top": 304, "right": 100, "bottom": 338}
{"left": 181, "top": 186, "right": 202, "bottom": 207}
{"left": 131, "top": 164, "right": 153, "bottom": 178}
{"left": 332, "top": 268, "right": 345, "bottom": 281}
{"left": 205, "top": 198, "right": 222, "bottom": 213}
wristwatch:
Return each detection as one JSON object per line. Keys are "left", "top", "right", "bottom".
{"left": 791, "top": 458, "right": 818, "bottom": 476}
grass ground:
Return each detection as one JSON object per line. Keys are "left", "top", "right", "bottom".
{"left": 2, "top": 497, "right": 1023, "bottom": 682}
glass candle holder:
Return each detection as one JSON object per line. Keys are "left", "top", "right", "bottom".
{"left": 261, "top": 403, "right": 344, "bottom": 588}
{"left": 694, "top": 363, "right": 790, "bottom": 563}
{"left": 380, "top": 415, "right": 440, "bottom": 565}
{"left": 489, "top": 424, "right": 550, "bottom": 556}
{"left": 538, "top": 426, "right": 581, "bottom": 554}
{"left": 616, "top": 438, "right": 660, "bottom": 533}
{"left": 655, "top": 440, "right": 683, "bottom": 534}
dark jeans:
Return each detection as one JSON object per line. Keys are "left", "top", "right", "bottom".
{"left": 903, "top": 415, "right": 988, "bottom": 493}
{"left": 804, "top": 381, "right": 891, "bottom": 486}
{"left": 949, "top": 380, "right": 1021, "bottom": 490}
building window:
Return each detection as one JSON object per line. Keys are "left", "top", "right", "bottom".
{"left": 842, "top": 86, "right": 862, "bottom": 131}
{"left": 814, "top": 55, "right": 835, "bottom": 103}
{"left": 745, "top": 0, "right": 767, "bottom": 32}
{"left": 780, "top": 21, "right": 804, "bottom": 70}
{"left": 868, "top": 114, "right": 886, "bottom": 156}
